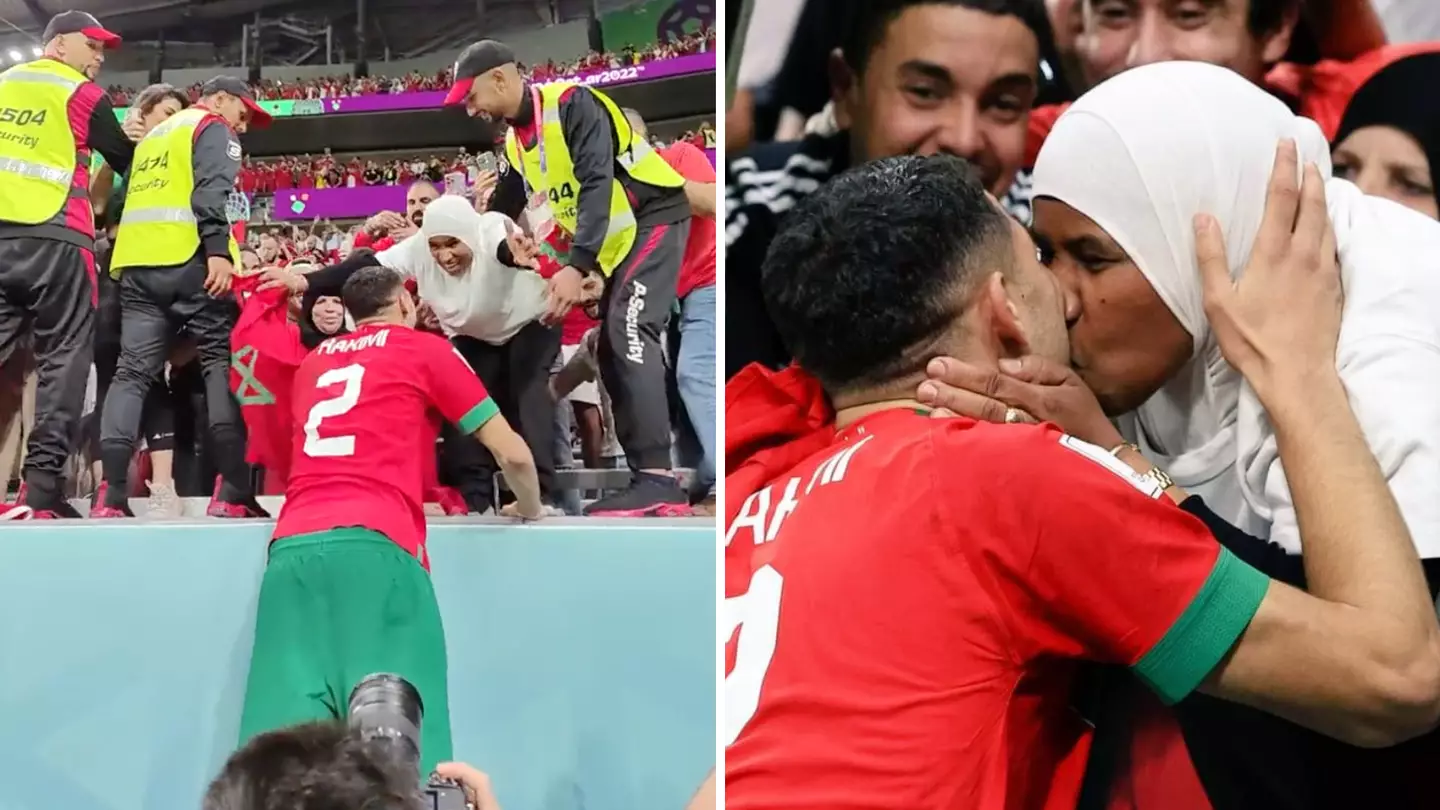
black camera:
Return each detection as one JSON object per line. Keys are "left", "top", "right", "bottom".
{"left": 348, "top": 673, "right": 469, "bottom": 810}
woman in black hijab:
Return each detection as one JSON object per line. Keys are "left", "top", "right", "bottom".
{"left": 1332, "top": 51, "right": 1440, "bottom": 220}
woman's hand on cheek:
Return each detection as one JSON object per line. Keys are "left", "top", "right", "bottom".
{"left": 917, "top": 355, "right": 1123, "bottom": 448}
{"left": 1194, "top": 141, "right": 1343, "bottom": 405}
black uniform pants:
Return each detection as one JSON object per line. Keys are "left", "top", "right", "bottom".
{"left": 99, "top": 258, "right": 249, "bottom": 508}
{"left": 596, "top": 220, "right": 689, "bottom": 471}
{"left": 0, "top": 237, "right": 95, "bottom": 508}
{"left": 91, "top": 268, "right": 177, "bottom": 463}
{"left": 439, "top": 322, "right": 560, "bottom": 512}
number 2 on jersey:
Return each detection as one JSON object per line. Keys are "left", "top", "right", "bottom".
{"left": 724, "top": 565, "right": 783, "bottom": 745}
{"left": 303, "top": 364, "right": 365, "bottom": 457}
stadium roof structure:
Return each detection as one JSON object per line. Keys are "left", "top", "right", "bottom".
{"left": 0, "top": 0, "right": 641, "bottom": 67}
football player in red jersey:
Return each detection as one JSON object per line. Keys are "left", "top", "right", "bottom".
{"left": 237, "top": 265, "right": 543, "bottom": 778}
{"left": 724, "top": 154, "right": 1440, "bottom": 809}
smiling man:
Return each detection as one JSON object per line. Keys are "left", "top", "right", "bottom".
{"left": 725, "top": 0, "right": 1053, "bottom": 379}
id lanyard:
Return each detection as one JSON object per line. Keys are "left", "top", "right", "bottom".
{"left": 530, "top": 84, "right": 548, "bottom": 177}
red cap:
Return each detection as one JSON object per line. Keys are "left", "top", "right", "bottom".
{"left": 442, "top": 76, "right": 474, "bottom": 107}
{"left": 44, "top": 11, "right": 121, "bottom": 49}
{"left": 443, "top": 40, "right": 515, "bottom": 107}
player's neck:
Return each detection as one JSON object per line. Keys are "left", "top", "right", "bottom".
{"left": 353, "top": 316, "right": 405, "bottom": 329}
{"left": 833, "top": 398, "right": 929, "bottom": 429}
{"left": 831, "top": 376, "right": 929, "bottom": 429}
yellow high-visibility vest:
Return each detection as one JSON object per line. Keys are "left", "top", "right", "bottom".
{"left": 112, "top": 107, "right": 240, "bottom": 271}
{"left": 504, "top": 82, "right": 684, "bottom": 275}
{"left": 0, "top": 59, "right": 86, "bottom": 226}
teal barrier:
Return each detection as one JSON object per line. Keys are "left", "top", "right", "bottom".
{"left": 0, "top": 519, "right": 716, "bottom": 810}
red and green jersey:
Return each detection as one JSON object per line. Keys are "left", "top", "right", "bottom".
{"left": 724, "top": 409, "right": 1269, "bottom": 810}
{"left": 274, "top": 323, "right": 498, "bottom": 569}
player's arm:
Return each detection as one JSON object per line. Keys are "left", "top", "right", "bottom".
{"left": 1193, "top": 364, "right": 1440, "bottom": 747}
{"left": 978, "top": 422, "right": 1439, "bottom": 748}
{"left": 422, "top": 339, "right": 543, "bottom": 519}
{"left": 475, "top": 414, "right": 542, "bottom": 520}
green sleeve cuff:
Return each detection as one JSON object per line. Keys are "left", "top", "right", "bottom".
{"left": 1133, "top": 547, "right": 1270, "bottom": 705}
{"left": 456, "top": 397, "right": 500, "bottom": 434}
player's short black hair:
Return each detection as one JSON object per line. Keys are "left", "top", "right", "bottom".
{"left": 201, "top": 721, "right": 421, "bottom": 810}
{"left": 342, "top": 265, "right": 405, "bottom": 322}
{"left": 762, "top": 154, "right": 1012, "bottom": 394}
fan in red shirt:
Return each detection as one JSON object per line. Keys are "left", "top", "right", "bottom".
{"left": 274, "top": 266, "right": 544, "bottom": 566}
{"left": 725, "top": 155, "right": 1440, "bottom": 810}
{"left": 654, "top": 138, "right": 716, "bottom": 298}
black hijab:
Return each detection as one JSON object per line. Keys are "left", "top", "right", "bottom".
{"left": 1333, "top": 52, "right": 1440, "bottom": 213}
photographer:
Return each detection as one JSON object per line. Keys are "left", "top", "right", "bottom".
{"left": 202, "top": 722, "right": 501, "bottom": 810}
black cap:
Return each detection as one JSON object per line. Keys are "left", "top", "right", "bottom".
{"left": 443, "top": 40, "right": 516, "bottom": 106}
{"left": 43, "top": 10, "right": 121, "bottom": 48}
{"left": 200, "top": 75, "right": 272, "bottom": 128}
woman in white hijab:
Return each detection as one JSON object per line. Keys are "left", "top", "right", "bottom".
{"left": 1029, "top": 61, "right": 1440, "bottom": 562}
{"left": 376, "top": 194, "right": 549, "bottom": 344}
{"left": 917, "top": 60, "right": 1440, "bottom": 809}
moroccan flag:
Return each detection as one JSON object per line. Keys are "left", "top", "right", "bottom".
{"left": 230, "top": 274, "right": 306, "bottom": 488}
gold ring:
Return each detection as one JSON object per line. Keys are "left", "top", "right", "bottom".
{"left": 1004, "top": 407, "right": 1024, "bottom": 424}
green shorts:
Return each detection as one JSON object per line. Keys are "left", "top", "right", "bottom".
{"left": 238, "top": 527, "right": 452, "bottom": 776}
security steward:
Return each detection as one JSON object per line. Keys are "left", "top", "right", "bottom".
{"left": 445, "top": 39, "right": 695, "bottom": 518}
{"left": 0, "top": 11, "right": 134, "bottom": 518}
{"left": 96, "top": 76, "right": 272, "bottom": 518}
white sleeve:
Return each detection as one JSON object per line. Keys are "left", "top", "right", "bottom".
{"left": 1258, "top": 335, "right": 1440, "bottom": 559}
{"left": 373, "top": 233, "right": 419, "bottom": 280}
{"left": 475, "top": 211, "right": 516, "bottom": 257}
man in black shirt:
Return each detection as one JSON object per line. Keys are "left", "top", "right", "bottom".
{"left": 726, "top": 0, "right": 1055, "bottom": 379}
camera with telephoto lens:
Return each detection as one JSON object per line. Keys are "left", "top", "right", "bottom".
{"left": 348, "top": 673, "right": 469, "bottom": 810}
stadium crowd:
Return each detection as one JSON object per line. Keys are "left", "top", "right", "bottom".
{"left": 104, "top": 29, "right": 717, "bottom": 106}
{"left": 726, "top": 0, "right": 1440, "bottom": 808}
{"left": 234, "top": 122, "right": 713, "bottom": 193}
{"left": 0, "top": 13, "right": 716, "bottom": 522}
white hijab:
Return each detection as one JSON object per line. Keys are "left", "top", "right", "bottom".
{"left": 393, "top": 194, "right": 547, "bottom": 345}
{"left": 1033, "top": 61, "right": 1440, "bottom": 556}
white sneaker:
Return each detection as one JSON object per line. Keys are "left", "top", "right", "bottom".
{"left": 146, "top": 481, "right": 183, "bottom": 519}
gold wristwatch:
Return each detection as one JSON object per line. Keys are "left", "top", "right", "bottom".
{"left": 1110, "top": 441, "right": 1176, "bottom": 495}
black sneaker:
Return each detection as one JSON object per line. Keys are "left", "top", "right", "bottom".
{"left": 583, "top": 472, "right": 694, "bottom": 517}
{"left": 17, "top": 479, "right": 83, "bottom": 518}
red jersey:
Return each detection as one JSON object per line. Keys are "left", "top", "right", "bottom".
{"left": 274, "top": 323, "right": 498, "bottom": 568}
{"left": 230, "top": 276, "right": 306, "bottom": 488}
{"left": 657, "top": 141, "right": 716, "bottom": 297}
{"left": 724, "top": 390, "right": 1267, "bottom": 810}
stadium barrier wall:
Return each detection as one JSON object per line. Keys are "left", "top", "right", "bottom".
{"left": 0, "top": 519, "right": 715, "bottom": 810}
